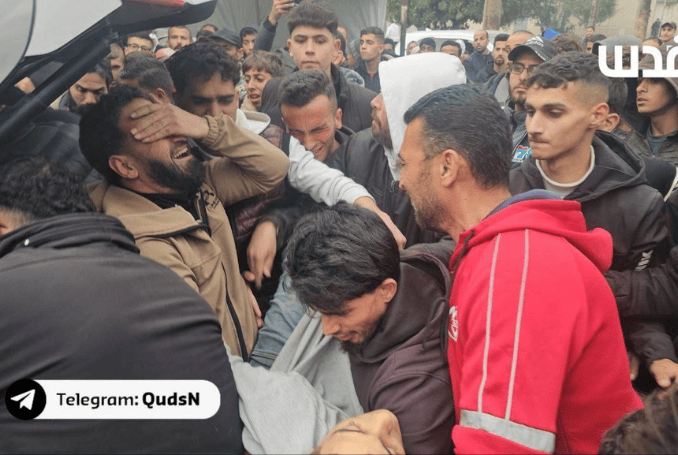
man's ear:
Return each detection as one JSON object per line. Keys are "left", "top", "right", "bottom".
{"left": 597, "top": 113, "right": 620, "bottom": 133}
{"left": 379, "top": 278, "right": 398, "bottom": 303}
{"left": 287, "top": 38, "right": 294, "bottom": 57}
{"left": 108, "top": 155, "right": 139, "bottom": 180}
{"left": 335, "top": 107, "right": 343, "bottom": 130}
{"left": 0, "top": 211, "right": 16, "bottom": 236}
{"left": 590, "top": 102, "right": 610, "bottom": 130}
{"left": 154, "top": 88, "right": 172, "bottom": 104}
{"left": 439, "top": 149, "right": 463, "bottom": 187}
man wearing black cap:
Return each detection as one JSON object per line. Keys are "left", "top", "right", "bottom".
{"left": 207, "top": 29, "right": 247, "bottom": 99}
{"left": 506, "top": 36, "right": 559, "bottom": 166}
{"left": 660, "top": 22, "right": 676, "bottom": 44}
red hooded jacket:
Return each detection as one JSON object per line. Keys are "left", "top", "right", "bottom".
{"left": 447, "top": 193, "right": 642, "bottom": 454}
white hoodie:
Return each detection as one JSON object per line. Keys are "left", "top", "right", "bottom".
{"left": 235, "top": 109, "right": 370, "bottom": 205}
{"left": 379, "top": 53, "right": 467, "bottom": 180}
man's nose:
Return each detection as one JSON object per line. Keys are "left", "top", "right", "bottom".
{"left": 322, "top": 316, "right": 340, "bottom": 337}
{"left": 83, "top": 92, "right": 98, "bottom": 105}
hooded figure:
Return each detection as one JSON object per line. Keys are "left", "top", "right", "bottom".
{"left": 380, "top": 52, "right": 467, "bottom": 180}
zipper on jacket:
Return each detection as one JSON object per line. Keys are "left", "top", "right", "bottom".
{"left": 226, "top": 292, "right": 250, "bottom": 362}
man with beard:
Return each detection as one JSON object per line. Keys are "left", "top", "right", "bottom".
{"left": 476, "top": 33, "right": 509, "bottom": 84}
{"left": 397, "top": 84, "right": 641, "bottom": 453}
{"left": 284, "top": 203, "right": 454, "bottom": 455}
{"left": 79, "top": 85, "right": 290, "bottom": 359}
{"left": 52, "top": 61, "right": 112, "bottom": 114}
{"left": 463, "top": 30, "right": 493, "bottom": 83}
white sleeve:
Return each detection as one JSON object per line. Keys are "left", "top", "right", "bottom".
{"left": 286, "top": 136, "right": 372, "bottom": 205}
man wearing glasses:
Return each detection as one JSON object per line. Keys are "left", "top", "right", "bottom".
{"left": 506, "top": 37, "right": 558, "bottom": 167}
{"left": 123, "top": 32, "right": 154, "bottom": 56}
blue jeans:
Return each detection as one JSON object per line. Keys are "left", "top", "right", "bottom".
{"left": 249, "top": 271, "right": 306, "bottom": 369}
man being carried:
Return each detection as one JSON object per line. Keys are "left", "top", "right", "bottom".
{"left": 79, "top": 86, "right": 290, "bottom": 358}
{"left": 398, "top": 83, "right": 642, "bottom": 453}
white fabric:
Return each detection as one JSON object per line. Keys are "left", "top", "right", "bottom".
{"left": 236, "top": 109, "right": 372, "bottom": 205}
{"left": 536, "top": 146, "right": 596, "bottom": 199}
{"left": 379, "top": 53, "right": 467, "bottom": 180}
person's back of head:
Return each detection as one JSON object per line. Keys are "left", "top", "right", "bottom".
{"left": 166, "top": 41, "right": 240, "bottom": 98}
{"left": 79, "top": 85, "right": 149, "bottom": 184}
{"left": 403, "top": 84, "right": 512, "bottom": 189}
{"left": 119, "top": 54, "right": 174, "bottom": 101}
{"left": 550, "top": 33, "right": 583, "bottom": 53}
{"left": 287, "top": 0, "right": 339, "bottom": 36}
{"left": 285, "top": 203, "right": 400, "bottom": 315}
{"left": 0, "top": 158, "right": 94, "bottom": 234}
{"left": 599, "top": 385, "right": 678, "bottom": 454}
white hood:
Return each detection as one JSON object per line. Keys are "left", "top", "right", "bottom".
{"left": 236, "top": 109, "right": 271, "bottom": 135}
{"left": 380, "top": 53, "right": 466, "bottom": 180}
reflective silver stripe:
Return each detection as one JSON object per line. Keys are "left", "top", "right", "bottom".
{"left": 460, "top": 410, "right": 556, "bottom": 452}
{"left": 478, "top": 234, "right": 502, "bottom": 413}
{"left": 506, "top": 229, "right": 529, "bottom": 419}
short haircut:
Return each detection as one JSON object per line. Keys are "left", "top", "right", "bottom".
{"left": 475, "top": 30, "right": 489, "bottom": 39}
{"left": 419, "top": 37, "right": 436, "bottom": 50}
{"left": 494, "top": 33, "right": 510, "bottom": 45}
{"left": 240, "top": 26, "right": 257, "bottom": 38}
{"left": 287, "top": 1, "right": 338, "bottom": 36}
{"left": 168, "top": 25, "right": 192, "bottom": 39}
{"left": 166, "top": 41, "right": 240, "bottom": 96}
{"left": 527, "top": 52, "right": 609, "bottom": 102}
{"left": 404, "top": 85, "right": 511, "bottom": 189}
{"left": 550, "top": 33, "right": 583, "bottom": 53}
{"left": 119, "top": 54, "right": 174, "bottom": 94}
{"left": 196, "top": 29, "right": 214, "bottom": 40}
{"left": 91, "top": 60, "right": 113, "bottom": 89}
{"left": 644, "top": 37, "right": 662, "bottom": 46}
{"left": 242, "top": 51, "right": 284, "bottom": 78}
{"left": 599, "top": 385, "right": 678, "bottom": 454}
{"left": 124, "top": 32, "right": 153, "bottom": 48}
{"left": 512, "top": 30, "right": 535, "bottom": 39}
{"left": 606, "top": 77, "right": 628, "bottom": 115}
{"left": 278, "top": 69, "right": 337, "bottom": 109}
{"left": 587, "top": 25, "right": 595, "bottom": 31}
{"left": 79, "top": 85, "right": 149, "bottom": 183}
{"left": 285, "top": 203, "right": 400, "bottom": 315}
{"left": 0, "top": 158, "right": 94, "bottom": 226}
{"left": 202, "top": 24, "right": 218, "bottom": 32}
{"left": 360, "top": 26, "right": 385, "bottom": 43}
{"left": 336, "top": 31, "right": 347, "bottom": 55}
{"left": 440, "top": 40, "right": 462, "bottom": 55}
{"left": 384, "top": 38, "right": 395, "bottom": 48}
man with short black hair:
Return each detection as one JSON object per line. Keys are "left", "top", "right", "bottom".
{"left": 476, "top": 33, "right": 509, "bottom": 83}
{"left": 356, "top": 26, "right": 385, "bottom": 93}
{"left": 464, "top": 30, "right": 493, "bottom": 83}
{"left": 398, "top": 83, "right": 642, "bottom": 454}
{"left": 80, "top": 85, "right": 289, "bottom": 358}
{"left": 440, "top": 40, "right": 462, "bottom": 57}
{"left": 0, "top": 158, "right": 243, "bottom": 453}
{"left": 119, "top": 54, "right": 174, "bottom": 102}
{"left": 53, "top": 61, "right": 112, "bottom": 114}
{"left": 418, "top": 37, "right": 436, "bottom": 53}
{"left": 258, "top": 1, "right": 376, "bottom": 133}
{"left": 240, "top": 26, "right": 258, "bottom": 59}
{"left": 124, "top": 32, "right": 154, "bottom": 56}
{"left": 511, "top": 52, "right": 677, "bottom": 390}
{"left": 285, "top": 203, "right": 454, "bottom": 455}
{"left": 167, "top": 25, "right": 192, "bottom": 50}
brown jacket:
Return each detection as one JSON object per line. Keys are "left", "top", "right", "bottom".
{"left": 89, "top": 115, "right": 290, "bottom": 357}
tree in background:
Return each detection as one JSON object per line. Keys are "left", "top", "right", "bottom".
{"left": 388, "top": 0, "right": 616, "bottom": 33}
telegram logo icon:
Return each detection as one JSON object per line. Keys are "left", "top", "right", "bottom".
{"left": 5, "top": 379, "right": 46, "bottom": 420}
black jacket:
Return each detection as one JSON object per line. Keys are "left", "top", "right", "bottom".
{"left": 260, "top": 65, "right": 376, "bottom": 134}
{"left": 0, "top": 213, "right": 242, "bottom": 454}
{"left": 510, "top": 133, "right": 675, "bottom": 368}
{"left": 349, "top": 245, "right": 455, "bottom": 455}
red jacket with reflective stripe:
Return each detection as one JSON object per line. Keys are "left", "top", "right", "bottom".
{"left": 447, "top": 196, "right": 642, "bottom": 454}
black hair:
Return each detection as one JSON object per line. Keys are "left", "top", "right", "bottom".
{"left": 0, "top": 158, "right": 94, "bottom": 226}
{"left": 284, "top": 203, "right": 400, "bottom": 315}
{"left": 440, "top": 40, "right": 462, "bottom": 55}
{"left": 166, "top": 41, "right": 240, "bottom": 95}
{"left": 419, "top": 37, "right": 436, "bottom": 50}
{"left": 119, "top": 54, "right": 174, "bottom": 94}
{"left": 278, "top": 69, "right": 337, "bottom": 109}
{"left": 124, "top": 32, "right": 153, "bottom": 49}
{"left": 79, "top": 85, "right": 149, "bottom": 184}
{"left": 360, "top": 26, "right": 385, "bottom": 43}
{"left": 404, "top": 84, "right": 511, "bottom": 189}
{"left": 196, "top": 29, "right": 214, "bottom": 40}
{"left": 384, "top": 38, "right": 395, "bottom": 47}
{"left": 527, "top": 52, "right": 609, "bottom": 101}
{"left": 587, "top": 25, "right": 596, "bottom": 31}
{"left": 599, "top": 385, "right": 678, "bottom": 454}
{"left": 242, "top": 51, "right": 285, "bottom": 78}
{"left": 201, "top": 24, "right": 219, "bottom": 32}
{"left": 494, "top": 33, "right": 510, "bottom": 45}
{"left": 91, "top": 60, "right": 113, "bottom": 89}
{"left": 606, "top": 77, "right": 628, "bottom": 115}
{"left": 550, "top": 33, "right": 584, "bottom": 53}
{"left": 287, "top": 1, "right": 338, "bottom": 36}
{"left": 336, "top": 31, "right": 347, "bottom": 56}
{"left": 240, "top": 26, "right": 258, "bottom": 38}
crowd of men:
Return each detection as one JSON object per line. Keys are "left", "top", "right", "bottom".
{"left": 3, "top": 0, "right": 678, "bottom": 453}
